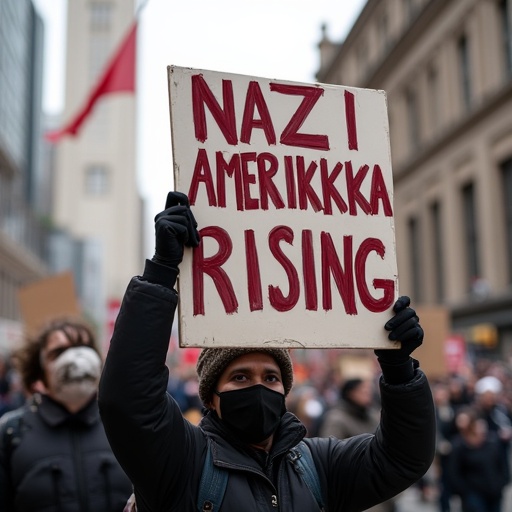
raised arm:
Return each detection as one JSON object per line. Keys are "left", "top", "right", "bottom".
{"left": 314, "top": 297, "right": 436, "bottom": 511}
{"left": 98, "top": 192, "right": 201, "bottom": 506}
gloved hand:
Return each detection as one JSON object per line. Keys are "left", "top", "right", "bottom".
{"left": 152, "top": 191, "right": 200, "bottom": 269}
{"left": 143, "top": 191, "right": 200, "bottom": 289}
{"left": 374, "top": 296, "right": 424, "bottom": 384}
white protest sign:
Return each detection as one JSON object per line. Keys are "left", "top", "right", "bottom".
{"left": 168, "top": 65, "right": 399, "bottom": 349}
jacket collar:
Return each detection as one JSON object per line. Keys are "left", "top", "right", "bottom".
{"left": 200, "top": 410, "right": 306, "bottom": 470}
{"left": 32, "top": 393, "right": 100, "bottom": 428}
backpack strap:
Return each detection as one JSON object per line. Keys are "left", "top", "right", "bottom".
{"left": 0, "top": 407, "right": 24, "bottom": 462}
{"left": 197, "top": 439, "right": 228, "bottom": 512}
{"left": 288, "top": 441, "right": 324, "bottom": 510}
{"left": 0, "top": 407, "right": 25, "bottom": 510}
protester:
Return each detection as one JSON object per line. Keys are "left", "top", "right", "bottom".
{"left": 432, "top": 380, "right": 459, "bottom": 512}
{"left": 286, "top": 383, "right": 326, "bottom": 437}
{"left": 473, "top": 374, "right": 512, "bottom": 480}
{"left": 0, "top": 319, "right": 132, "bottom": 511}
{"left": 447, "top": 374, "right": 473, "bottom": 412}
{"left": 319, "top": 377, "right": 380, "bottom": 439}
{"left": 0, "top": 353, "right": 24, "bottom": 418}
{"left": 471, "top": 373, "right": 512, "bottom": 507}
{"left": 98, "top": 191, "right": 436, "bottom": 511}
{"left": 319, "top": 377, "right": 397, "bottom": 512}
{"left": 448, "top": 406, "right": 509, "bottom": 512}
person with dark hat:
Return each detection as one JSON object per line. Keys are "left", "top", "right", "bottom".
{"left": 98, "top": 191, "right": 436, "bottom": 512}
{"left": 320, "top": 377, "right": 381, "bottom": 440}
{"left": 319, "top": 377, "right": 397, "bottom": 512}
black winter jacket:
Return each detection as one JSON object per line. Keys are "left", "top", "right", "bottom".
{"left": 0, "top": 394, "right": 132, "bottom": 512}
{"left": 98, "top": 276, "right": 436, "bottom": 512}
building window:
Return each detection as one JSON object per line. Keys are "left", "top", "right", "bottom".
{"left": 89, "top": 32, "right": 111, "bottom": 86}
{"left": 406, "top": 87, "right": 420, "bottom": 152}
{"left": 501, "top": 158, "right": 512, "bottom": 282}
{"left": 378, "top": 10, "right": 389, "bottom": 51}
{"left": 0, "top": 270, "right": 18, "bottom": 319}
{"left": 356, "top": 40, "right": 368, "bottom": 79}
{"left": 0, "top": 270, "right": 6, "bottom": 318}
{"left": 408, "top": 216, "right": 422, "bottom": 301}
{"left": 457, "top": 34, "right": 472, "bottom": 110}
{"left": 85, "top": 165, "right": 109, "bottom": 196}
{"left": 88, "top": 2, "right": 112, "bottom": 138}
{"left": 500, "top": 0, "right": 512, "bottom": 76}
{"left": 461, "top": 182, "right": 480, "bottom": 291}
{"left": 90, "top": 2, "right": 112, "bottom": 31}
{"left": 427, "top": 64, "right": 440, "bottom": 133}
{"left": 430, "top": 201, "right": 444, "bottom": 302}
{"left": 403, "top": 0, "right": 416, "bottom": 24}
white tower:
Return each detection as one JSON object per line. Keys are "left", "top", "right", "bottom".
{"left": 53, "top": 0, "right": 143, "bottom": 347}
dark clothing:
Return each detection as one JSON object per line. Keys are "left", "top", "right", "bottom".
{"left": 98, "top": 276, "right": 436, "bottom": 512}
{"left": 435, "top": 402, "right": 458, "bottom": 512}
{"left": 448, "top": 431, "right": 508, "bottom": 512}
{"left": 319, "top": 398, "right": 396, "bottom": 512}
{"left": 480, "top": 404, "right": 512, "bottom": 482}
{"left": 0, "top": 394, "right": 132, "bottom": 512}
{"left": 319, "top": 399, "right": 381, "bottom": 439}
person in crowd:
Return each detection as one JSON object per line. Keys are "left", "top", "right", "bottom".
{"left": 473, "top": 375, "right": 512, "bottom": 480}
{"left": 98, "top": 191, "right": 436, "bottom": 512}
{"left": 286, "top": 383, "right": 327, "bottom": 437}
{"left": 167, "top": 363, "right": 203, "bottom": 425}
{"left": 0, "top": 353, "right": 24, "bottom": 418}
{"left": 319, "top": 377, "right": 380, "bottom": 439}
{"left": 432, "top": 380, "right": 459, "bottom": 512}
{"left": 319, "top": 376, "right": 396, "bottom": 512}
{"left": 0, "top": 319, "right": 133, "bottom": 511}
{"left": 448, "top": 406, "right": 509, "bottom": 512}
{"left": 447, "top": 374, "right": 472, "bottom": 412}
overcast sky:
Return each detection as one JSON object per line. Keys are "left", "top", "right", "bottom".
{"left": 33, "top": 0, "right": 366, "bottom": 254}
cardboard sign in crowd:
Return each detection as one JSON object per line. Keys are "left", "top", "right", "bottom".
{"left": 168, "top": 66, "right": 399, "bottom": 349}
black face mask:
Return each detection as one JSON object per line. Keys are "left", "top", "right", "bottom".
{"left": 215, "top": 384, "right": 286, "bottom": 444}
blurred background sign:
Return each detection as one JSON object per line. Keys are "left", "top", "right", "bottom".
{"left": 444, "top": 335, "right": 467, "bottom": 374}
{"left": 17, "top": 271, "right": 81, "bottom": 336}
{"left": 468, "top": 323, "right": 498, "bottom": 348}
{"left": 414, "top": 306, "right": 451, "bottom": 379}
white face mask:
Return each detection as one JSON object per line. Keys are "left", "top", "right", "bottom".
{"left": 46, "top": 346, "right": 102, "bottom": 410}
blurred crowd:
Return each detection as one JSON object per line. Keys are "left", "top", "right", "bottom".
{"left": 1, "top": 345, "right": 511, "bottom": 512}
{"left": 0, "top": 352, "right": 25, "bottom": 418}
{"left": 162, "top": 347, "right": 512, "bottom": 512}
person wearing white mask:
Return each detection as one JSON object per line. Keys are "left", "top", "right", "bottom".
{"left": 0, "top": 319, "right": 132, "bottom": 512}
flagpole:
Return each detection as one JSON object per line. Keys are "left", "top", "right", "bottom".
{"left": 136, "top": 0, "right": 151, "bottom": 18}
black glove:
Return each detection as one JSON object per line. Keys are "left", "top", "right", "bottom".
{"left": 374, "top": 296, "right": 424, "bottom": 384}
{"left": 152, "top": 191, "right": 200, "bottom": 268}
{"left": 143, "top": 191, "right": 200, "bottom": 288}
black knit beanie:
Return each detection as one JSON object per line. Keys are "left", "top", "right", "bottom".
{"left": 196, "top": 348, "right": 294, "bottom": 405}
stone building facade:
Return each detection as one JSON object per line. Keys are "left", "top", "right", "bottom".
{"left": 317, "top": 0, "right": 512, "bottom": 356}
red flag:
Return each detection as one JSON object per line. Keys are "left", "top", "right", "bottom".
{"left": 46, "top": 21, "right": 137, "bottom": 143}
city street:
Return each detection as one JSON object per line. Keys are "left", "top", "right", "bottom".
{"left": 395, "top": 482, "right": 512, "bottom": 512}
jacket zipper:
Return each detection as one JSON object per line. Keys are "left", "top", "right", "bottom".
{"left": 71, "top": 428, "right": 89, "bottom": 512}
{"left": 215, "top": 462, "right": 280, "bottom": 509}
